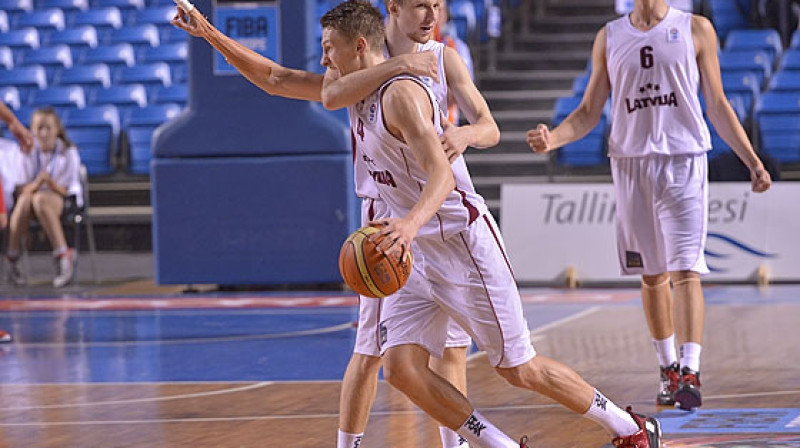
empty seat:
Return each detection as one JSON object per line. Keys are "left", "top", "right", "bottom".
{"left": 115, "top": 62, "right": 171, "bottom": 89}
{"left": 68, "top": 127, "right": 115, "bottom": 174}
{"left": 17, "top": 44, "right": 73, "bottom": 82}
{"left": 57, "top": 63, "right": 111, "bottom": 92}
{"left": 91, "top": 83, "right": 147, "bottom": 114}
{"left": 71, "top": 7, "right": 122, "bottom": 33}
{"left": 0, "top": 0, "right": 33, "bottom": 21}
{"left": 65, "top": 103, "right": 119, "bottom": 134}
{"left": 0, "top": 27, "right": 40, "bottom": 51}
{"left": 13, "top": 8, "right": 66, "bottom": 32}
{"left": 158, "top": 25, "right": 186, "bottom": 44}
{"left": 93, "top": 0, "right": 143, "bottom": 10}
{"left": 39, "top": 0, "right": 89, "bottom": 13}
{"left": 171, "top": 62, "right": 187, "bottom": 83}
{"left": 756, "top": 92, "right": 800, "bottom": 162}
{"left": 768, "top": 71, "right": 800, "bottom": 92}
{"left": 129, "top": 5, "right": 172, "bottom": 27}
{"left": 106, "top": 24, "right": 159, "bottom": 49}
{"left": 0, "top": 10, "right": 8, "bottom": 32}
{"left": 724, "top": 29, "right": 783, "bottom": 64}
{"left": 720, "top": 71, "right": 760, "bottom": 111}
{"left": 150, "top": 83, "right": 186, "bottom": 105}
{"left": 124, "top": 103, "right": 179, "bottom": 127}
{"left": 46, "top": 25, "right": 98, "bottom": 59}
{"left": 718, "top": 50, "right": 772, "bottom": 86}
{"left": 82, "top": 43, "right": 134, "bottom": 69}
{"left": 139, "top": 41, "right": 186, "bottom": 66}
{"left": 0, "top": 65, "right": 47, "bottom": 103}
{"left": 792, "top": 30, "right": 800, "bottom": 49}
{"left": 126, "top": 126, "right": 153, "bottom": 174}
{"left": 0, "top": 46, "right": 13, "bottom": 69}
{"left": 0, "top": 86, "right": 22, "bottom": 110}
{"left": 779, "top": 49, "right": 800, "bottom": 72}
{"left": 571, "top": 72, "right": 590, "bottom": 96}
{"left": 29, "top": 85, "right": 86, "bottom": 110}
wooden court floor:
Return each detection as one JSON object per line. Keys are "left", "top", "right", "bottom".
{"left": 0, "top": 298, "right": 797, "bottom": 447}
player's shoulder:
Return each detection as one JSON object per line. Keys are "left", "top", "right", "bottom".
{"left": 690, "top": 13, "right": 714, "bottom": 34}
{"left": 383, "top": 77, "right": 429, "bottom": 102}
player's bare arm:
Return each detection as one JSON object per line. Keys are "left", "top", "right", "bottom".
{"left": 693, "top": 15, "right": 771, "bottom": 193}
{"left": 527, "top": 27, "right": 610, "bottom": 153}
{"left": 440, "top": 45, "right": 499, "bottom": 161}
{"left": 172, "top": 6, "right": 324, "bottom": 101}
{"left": 0, "top": 102, "right": 33, "bottom": 153}
{"left": 320, "top": 51, "right": 439, "bottom": 110}
{"left": 370, "top": 80, "right": 455, "bottom": 255}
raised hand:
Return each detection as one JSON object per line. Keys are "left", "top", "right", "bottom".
{"left": 171, "top": 5, "right": 210, "bottom": 38}
{"left": 527, "top": 123, "right": 552, "bottom": 153}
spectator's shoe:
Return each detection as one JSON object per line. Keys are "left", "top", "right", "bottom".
{"left": 519, "top": 435, "right": 531, "bottom": 447}
{"left": 0, "top": 330, "right": 11, "bottom": 343}
{"left": 657, "top": 362, "right": 680, "bottom": 406}
{"left": 6, "top": 257, "right": 25, "bottom": 286}
{"left": 53, "top": 250, "right": 75, "bottom": 288}
{"left": 612, "top": 407, "right": 661, "bottom": 448}
{"left": 675, "top": 367, "right": 702, "bottom": 410}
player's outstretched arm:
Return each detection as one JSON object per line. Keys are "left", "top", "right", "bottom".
{"left": 694, "top": 15, "right": 771, "bottom": 193}
{"left": 171, "top": 6, "right": 323, "bottom": 101}
{"left": 321, "top": 51, "right": 440, "bottom": 110}
{"left": 527, "top": 27, "right": 610, "bottom": 154}
{"left": 440, "top": 46, "right": 499, "bottom": 161}
{"left": 371, "top": 81, "right": 454, "bottom": 255}
{"left": 0, "top": 102, "right": 33, "bottom": 153}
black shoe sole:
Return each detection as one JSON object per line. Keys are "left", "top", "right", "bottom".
{"left": 656, "top": 395, "right": 676, "bottom": 406}
{"left": 675, "top": 385, "right": 702, "bottom": 410}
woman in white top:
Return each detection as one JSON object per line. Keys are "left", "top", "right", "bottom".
{"left": 7, "top": 107, "right": 82, "bottom": 288}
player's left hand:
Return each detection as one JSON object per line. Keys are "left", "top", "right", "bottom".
{"left": 9, "top": 120, "right": 33, "bottom": 154}
{"left": 750, "top": 166, "right": 772, "bottom": 193}
{"left": 368, "top": 217, "right": 417, "bottom": 261}
{"left": 171, "top": 5, "right": 209, "bottom": 38}
{"left": 440, "top": 114, "right": 470, "bottom": 163}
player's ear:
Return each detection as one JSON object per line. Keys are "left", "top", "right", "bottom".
{"left": 355, "top": 36, "right": 368, "bottom": 56}
{"left": 387, "top": 0, "right": 399, "bottom": 15}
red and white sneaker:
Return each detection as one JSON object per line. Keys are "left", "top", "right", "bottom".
{"left": 657, "top": 362, "right": 680, "bottom": 405}
{"left": 612, "top": 407, "right": 661, "bottom": 448}
{"left": 675, "top": 367, "right": 702, "bottom": 410}
{"left": 519, "top": 435, "right": 531, "bottom": 447}
{"left": 0, "top": 330, "right": 12, "bottom": 343}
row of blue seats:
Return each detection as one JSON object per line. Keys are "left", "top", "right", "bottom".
{"left": 0, "top": 23, "right": 186, "bottom": 54}
{"left": 0, "top": 81, "right": 187, "bottom": 111}
{"left": 0, "top": 0, "right": 176, "bottom": 15}
{"left": 0, "top": 5, "right": 175, "bottom": 31}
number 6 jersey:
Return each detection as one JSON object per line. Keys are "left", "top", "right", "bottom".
{"left": 605, "top": 7, "right": 711, "bottom": 157}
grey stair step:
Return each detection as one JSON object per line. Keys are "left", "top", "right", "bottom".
{"left": 508, "top": 33, "right": 597, "bottom": 53}
{"left": 89, "top": 206, "right": 153, "bottom": 224}
{"left": 485, "top": 88, "right": 572, "bottom": 110}
{"left": 479, "top": 69, "right": 585, "bottom": 90}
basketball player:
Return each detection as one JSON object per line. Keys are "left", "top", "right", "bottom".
{"left": 526, "top": 0, "right": 772, "bottom": 410}
{"left": 172, "top": 2, "right": 498, "bottom": 446}
{"left": 319, "top": 2, "right": 660, "bottom": 447}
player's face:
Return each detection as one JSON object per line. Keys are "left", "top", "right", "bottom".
{"left": 394, "top": 0, "right": 440, "bottom": 44}
{"left": 320, "top": 27, "right": 361, "bottom": 75}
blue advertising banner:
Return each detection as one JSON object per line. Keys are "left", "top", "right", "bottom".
{"left": 213, "top": 0, "right": 280, "bottom": 75}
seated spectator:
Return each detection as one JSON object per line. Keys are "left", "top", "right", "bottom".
{"left": 6, "top": 107, "right": 83, "bottom": 288}
{"left": 709, "top": 149, "right": 781, "bottom": 182}
{"left": 435, "top": 0, "right": 475, "bottom": 125}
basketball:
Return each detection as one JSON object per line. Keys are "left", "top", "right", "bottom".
{"left": 338, "top": 225, "right": 413, "bottom": 298}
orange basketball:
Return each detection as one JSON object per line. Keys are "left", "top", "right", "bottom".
{"left": 338, "top": 225, "right": 413, "bottom": 298}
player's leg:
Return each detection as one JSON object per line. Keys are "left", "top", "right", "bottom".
{"left": 658, "top": 153, "right": 709, "bottom": 410}
{"left": 338, "top": 351, "right": 381, "bottom": 448}
{"left": 6, "top": 191, "right": 34, "bottom": 285}
{"left": 430, "top": 324, "right": 470, "bottom": 448}
{"left": 641, "top": 273, "right": 680, "bottom": 405}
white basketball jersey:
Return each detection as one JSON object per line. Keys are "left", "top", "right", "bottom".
{"left": 606, "top": 7, "right": 710, "bottom": 157}
{"left": 348, "top": 75, "right": 487, "bottom": 240}
{"left": 353, "top": 41, "right": 449, "bottom": 200}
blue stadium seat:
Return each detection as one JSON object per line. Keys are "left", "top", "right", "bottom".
{"left": 768, "top": 71, "right": 800, "bottom": 92}
{"left": 721, "top": 71, "right": 759, "bottom": 111}
{"left": 0, "top": 0, "right": 33, "bottom": 21}
{"left": 558, "top": 128, "right": 607, "bottom": 166}
{"left": 70, "top": 7, "right": 122, "bottom": 33}
{"left": 115, "top": 62, "right": 171, "bottom": 90}
{"left": 65, "top": 103, "right": 119, "bottom": 134}
{"left": 126, "top": 126, "right": 153, "bottom": 174}
{"left": 718, "top": 50, "right": 772, "bottom": 86}
{"left": 791, "top": 29, "right": 800, "bottom": 49}
{"left": 779, "top": 49, "right": 800, "bottom": 72}
{"left": 553, "top": 95, "right": 611, "bottom": 124}
{"left": 39, "top": 0, "right": 88, "bottom": 13}
{"left": 93, "top": 0, "right": 143, "bottom": 10}
{"left": 129, "top": 5, "right": 172, "bottom": 27}
{"left": 12, "top": 106, "right": 35, "bottom": 126}
{"left": 56, "top": 63, "right": 111, "bottom": 93}
{"left": 700, "top": 92, "right": 748, "bottom": 123}
{"left": 0, "top": 46, "right": 13, "bottom": 70}
{"left": 124, "top": 103, "right": 179, "bottom": 127}
{"left": 29, "top": 85, "right": 86, "bottom": 110}
{"left": 106, "top": 23, "right": 159, "bottom": 49}
{"left": 723, "top": 29, "right": 783, "bottom": 64}
{"left": 571, "top": 72, "right": 590, "bottom": 96}
{"left": 756, "top": 91, "right": 800, "bottom": 162}
{"left": 91, "top": 83, "right": 147, "bottom": 115}
{"left": 0, "top": 65, "right": 47, "bottom": 103}
{"left": 82, "top": 43, "right": 134, "bottom": 69}
{"left": 158, "top": 25, "right": 186, "bottom": 44}
{"left": 0, "top": 27, "right": 40, "bottom": 51}
{"left": 138, "top": 41, "right": 186, "bottom": 66}
{"left": 68, "top": 127, "right": 115, "bottom": 174}
{"left": 0, "top": 86, "right": 21, "bottom": 110}
{"left": 13, "top": 8, "right": 66, "bottom": 32}
{"left": 171, "top": 62, "right": 186, "bottom": 83}
{"left": 150, "top": 83, "right": 186, "bottom": 106}
{"left": 449, "top": 0, "right": 477, "bottom": 40}
{"left": 17, "top": 44, "right": 73, "bottom": 83}
{"left": 46, "top": 25, "right": 98, "bottom": 59}
{"left": 0, "top": 10, "right": 8, "bottom": 33}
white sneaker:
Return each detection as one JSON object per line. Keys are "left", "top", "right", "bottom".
{"left": 6, "top": 257, "right": 25, "bottom": 286}
{"left": 53, "top": 250, "right": 75, "bottom": 288}
{"left": 0, "top": 330, "right": 11, "bottom": 343}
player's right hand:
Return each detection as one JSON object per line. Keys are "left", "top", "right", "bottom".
{"left": 9, "top": 120, "right": 33, "bottom": 154}
{"left": 527, "top": 123, "right": 552, "bottom": 153}
{"left": 397, "top": 51, "right": 439, "bottom": 83}
{"left": 171, "top": 6, "right": 208, "bottom": 38}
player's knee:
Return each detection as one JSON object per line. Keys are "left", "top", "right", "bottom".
{"left": 350, "top": 353, "right": 382, "bottom": 376}
{"left": 670, "top": 270, "right": 700, "bottom": 283}
{"left": 382, "top": 354, "right": 419, "bottom": 392}
{"left": 496, "top": 359, "right": 544, "bottom": 389}
{"left": 642, "top": 272, "right": 670, "bottom": 287}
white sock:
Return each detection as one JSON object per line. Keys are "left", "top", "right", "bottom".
{"left": 652, "top": 335, "right": 677, "bottom": 367}
{"left": 337, "top": 430, "right": 363, "bottom": 448}
{"left": 441, "top": 426, "right": 469, "bottom": 447}
{"left": 456, "top": 411, "right": 517, "bottom": 448}
{"left": 583, "top": 389, "right": 640, "bottom": 438}
{"left": 53, "top": 245, "right": 68, "bottom": 257}
{"left": 680, "top": 342, "right": 702, "bottom": 372}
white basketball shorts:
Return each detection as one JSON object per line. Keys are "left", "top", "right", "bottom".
{"left": 352, "top": 197, "right": 471, "bottom": 357}
{"left": 611, "top": 153, "right": 709, "bottom": 276}
{"left": 377, "top": 213, "right": 536, "bottom": 368}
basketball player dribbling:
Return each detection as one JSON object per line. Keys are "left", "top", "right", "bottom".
{"left": 318, "top": 2, "right": 661, "bottom": 447}
{"left": 527, "top": 0, "right": 771, "bottom": 410}
{"left": 171, "top": 1, "right": 498, "bottom": 446}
